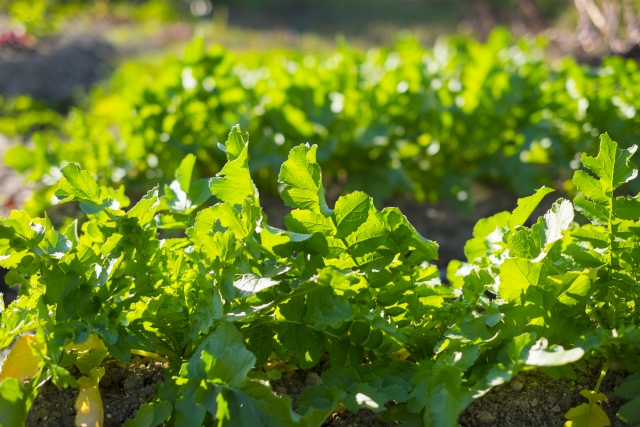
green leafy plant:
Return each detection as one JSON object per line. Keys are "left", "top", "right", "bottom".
{"left": 7, "top": 29, "right": 640, "bottom": 215}
{"left": 1, "top": 129, "right": 640, "bottom": 426}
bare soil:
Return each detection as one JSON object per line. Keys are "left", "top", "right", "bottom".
{"left": 26, "top": 356, "right": 167, "bottom": 427}
{"left": 459, "top": 364, "right": 633, "bottom": 427}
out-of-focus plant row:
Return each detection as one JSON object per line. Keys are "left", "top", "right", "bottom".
{"left": 5, "top": 29, "right": 640, "bottom": 214}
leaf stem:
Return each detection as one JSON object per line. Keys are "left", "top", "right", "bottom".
{"left": 594, "top": 358, "right": 612, "bottom": 394}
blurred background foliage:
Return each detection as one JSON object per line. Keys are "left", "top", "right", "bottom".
{"left": 0, "top": 0, "right": 632, "bottom": 50}
{"left": 2, "top": 0, "right": 640, "bottom": 218}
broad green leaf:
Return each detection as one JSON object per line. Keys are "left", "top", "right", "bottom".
{"left": 210, "top": 126, "right": 257, "bottom": 205}
{"left": 549, "top": 272, "right": 593, "bottom": 306}
{"left": 499, "top": 258, "right": 542, "bottom": 303}
{"left": 122, "top": 401, "right": 173, "bottom": 427}
{"left": 615, "top": 374, "right": 640, "bottom": 399}
{"left": 344, "top": 207, "right": 389, "bottom": 257}
{"left": 574, "top": 197, "right": 609, "bottom": 225}
{"left": 56, "top": 163, "right": 117, "bottom": 214}
{"left": 245, "top": 324, "right": 273, "bottom": 367}
{"left": 0, "top": 378, "right": 27, "bottom": 427}
{"left": 219, "top": 125, "right": 248, "bottom": 161}
{"left": 2, "top": 210, "right": 44, "bottom": 242}
{"left": 573, "top": 171, "right": 608, "bottom": 204}
{"left": 277, "top": 323, "right": 324, "bottom": 369}
{"left": 382, "top": 207, "right": 438, "bottom": 260}
{"left": 342, "top": 383, "right": 388, "bottom": 413}
{"left": 173, "top": 382, "right": 206, "bottom": 427}
{"left": 508, "top": 187, "right": 554, "bottom": 227}
{"left": 464, "top": 211, "right": 511, "bottom": 260}
{"left": 127, "top": 187, "right": 160, "bottom": 226}
{"left": 175, "top": 154, "right": 196, "bottom": 193}
{"left": 207, "top": 201, "right": 261, "bottom": 240}
{"left": 333, "top": 192, "right": 371, "bottom": 238}
{"left": 618, "top": 397, "right": 640, "bottom": 424}
{"left": 56, "top": 163, "right": 103, "bottom": 203}
{"left": 285, "top": 209, "right": 336, "bottom": 235}
{"left": 580, "top": 133, "right": 637, "bottom": 193}
{"left": 189, "top": 322, "right": 255, "bottom": 388}
{"left": 427, "top": 382, "right": 472, "bottom": 427}
{"left": 296, "top": 384, "right": 345, "bottom": 420}
{"left": 305, "top": 295, "right": 354, "bottom": 330}
{"left": 278, "top": 144, "right": 332, "bottom": 215}
{"left": 612, "top": 196, "right": 640, "bottom": 220}
{"left": 215, "top": 381, "right": 302, "bottom": 427}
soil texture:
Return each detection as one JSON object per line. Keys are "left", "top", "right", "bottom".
{"left": 459, "top": 364, "right": 633, "bottom": 427}
{"left": 26, "top": 356, "right": 167, "bottom": 427}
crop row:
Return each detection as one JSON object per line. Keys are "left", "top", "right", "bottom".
{"left": 1, "top": 128, "right": 640, "bottom": 426}
{"left": 4, "top": 29, "right": 640, "bottom": 215}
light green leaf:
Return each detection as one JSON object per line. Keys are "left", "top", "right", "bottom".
{"left": 499, "top": 258, "right": 541, "bottom": 303}
{"left": 285, "top": 209, "right": 336, "bottom": 235}
{"left": 127, "top": 187, "right": 160, "bottom": 226}
{"left": 333, "top": 192, "right": 371, "bottom": 238}
{"left": 210, "top": 126, "right": 257, "bottom": 205}
{"left": 219, "top": 125, "right": 248, "bottom": 161}
{"left": 344, "top": 208, "right": 389, "bottom": 257}
{"left": 574, "top": 197, "right": 609, "bottom": 225}
{"left": 573, "top": 171, "right": 608, "bottom": 204}
{"left": 3, "top": 145, "right": 34, "bottom": 173}
{"left": 382, "top": 207, "right": 438, "bottom": 260}
{"left": 176, "top": 154, "right": 196, "bottom": 193}
{"left": 508, "top": 187, "right": 554, "bottom": 227}
{"left": 56, "top": 163, "right": 103, "bottom": 204}
{"left": 581, "top": 133, "right": 637, "bottom": 193}
{"left": 0, "top": 378, "right": 28, "bottom": 427}
{"left": 279, "top": 144, "right": 332, "bottom": 216}
{"left": 612, "top": 196, "right": 640, "bottom": 220}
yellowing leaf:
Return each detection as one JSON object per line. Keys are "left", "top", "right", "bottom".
{"left": 0, "top": 335, "right": 44, "bottom": 383}
{"left": 75, "top": 371, "right": 104, "bottom": 427}
{"left": 65, "top": 334, "right": 110, "bottom": 375}
{"left": 565, "top": 391, "right": 610, "bottom": 427}
{"left": 65, "top": 334, "right": 108, "bottom": 354}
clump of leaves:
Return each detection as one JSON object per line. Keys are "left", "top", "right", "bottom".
{"left": 1, "top": 130, "right": 640, "bottom": 427}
